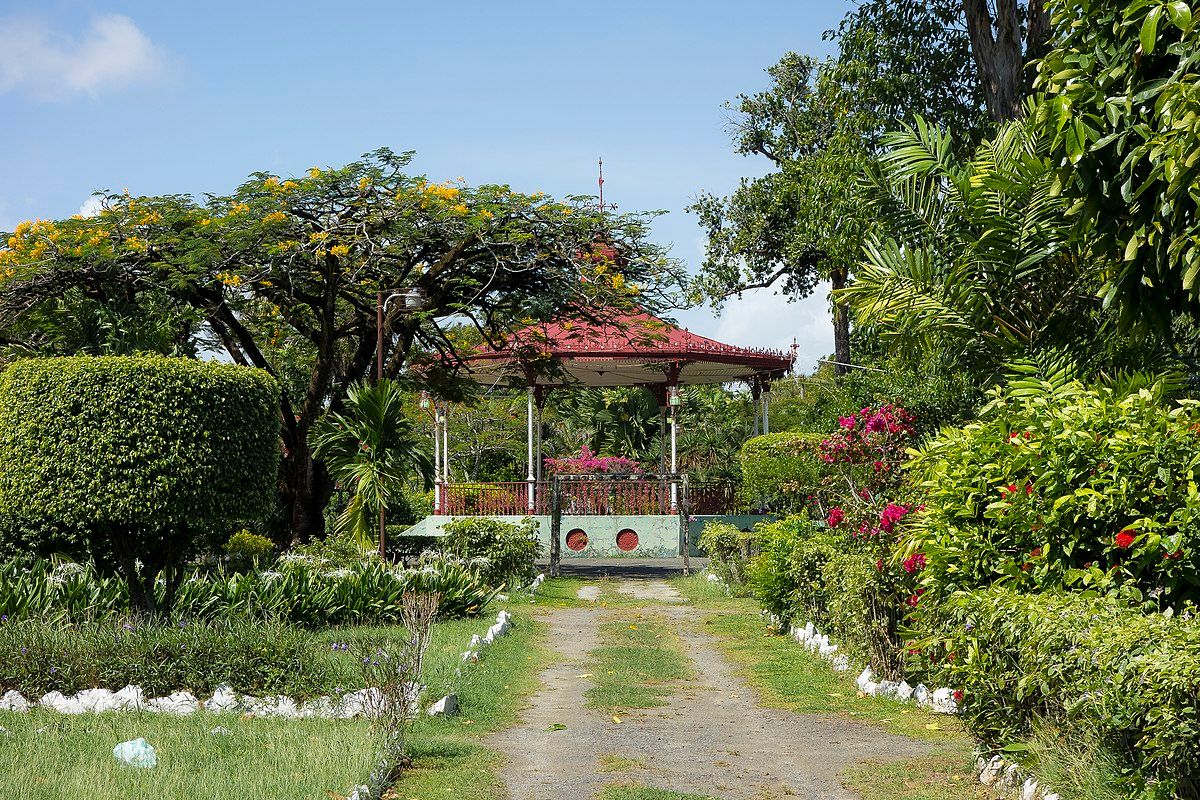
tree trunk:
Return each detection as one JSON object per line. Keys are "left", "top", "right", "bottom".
{"left": 286, "top": 437, "right": 334, "bottom": 545}
{"left": 831, "top": 265, "right": 852, "bottom": 376}
{"left": 962, "top": 0, "right": 1054, "bottom": 122}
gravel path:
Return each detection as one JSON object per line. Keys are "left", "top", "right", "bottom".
{"left": 490, "top": 589, "right": 932, "bottom": 800}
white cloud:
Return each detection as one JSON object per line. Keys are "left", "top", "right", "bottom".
{"left": 77, "top": 194, "right": 104, "bottom": 217}
{"left": 0, "top": 14, "right": 167, "bottom": 101}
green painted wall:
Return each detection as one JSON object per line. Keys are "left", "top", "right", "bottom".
{"left": 405, "top": 513, "right": 771, "bottom": 558}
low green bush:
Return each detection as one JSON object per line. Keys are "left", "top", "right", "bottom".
{"left": 438, "top": 517, "right": 541, "bottom": 589}
{"left": 697, "top": 520, "right": 752, "bottom": 587}
{"left": 919, "top": 589, "right": 1200, "bottom": 798}
{"left": 0, "top": 616, "right": 334, "bottom": 698}
{"left": 907, "top": 382, "right": 1200, "bottom": 608}
{"left": 224, "top": 530, "right": 275, "bottom": 571}
{"left": 0, "top": 557, "right": 498, "bottom": 624}
{"left": 738, "top": 432, "right": 825, "bottom": 512}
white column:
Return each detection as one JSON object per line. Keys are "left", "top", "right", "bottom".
{"left": 526, "top": 386, "right": 536, "bottom": 512}
{"left": 432, "top": 410, "right": 442, "bottom": 513}
{"left": 441, "top": 406, "right": 449, "bottom": 486}
{"left": 669, "top": 410, "right": 678, "bottom": 511}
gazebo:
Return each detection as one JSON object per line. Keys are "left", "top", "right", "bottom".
{"left": 411, "top": 310, "right": 794, "bottom": 560}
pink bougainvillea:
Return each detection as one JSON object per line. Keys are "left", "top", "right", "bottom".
{"left": 543, "top": 446, "right": 642, "bottom": 476}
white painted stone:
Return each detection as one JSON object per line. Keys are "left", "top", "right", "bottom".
{"left": 894, "top": 681, "right": 914, "bottom": 702}
{"left": 40, "top": 691, "right": 85, "bottom": 714}
{"left": 205, "top": 685, "right": 241, "bottom": 713}
{"left": 913, "top": 684, "right": 930, "bottom": 705}
{"left": 0, "top": 690, "right": 30, "bottom": 712}
{"left": 818, "top": 643, "right": 838, "bottom": 657}
{"left": 830, "top": 655, "right": 850, "bottom": 672}
{"left": 1042, "top": 794, "right": 1060, "bottom": 800}
{"left": 855, "top": 668, "right": 874, "bottom": 693}
{"left": 298, "top": 696, "right": 335, "bottom": 718}
{"left": 876, "top": 680, "right": 900, "bottom": 699}
{"left": 146, "top": 691, "right": 199, "bottom": 715}
{"left": 1001, "top": 763, "right": 1021, "bottom": 790}
{"left": 246, "top": 695, "right": 300, "bottom": 718}
{"left": 112, "top": 685, "right": 145, "bottom": 711}
{"left": 75, "top": 688, "right": 119, "bottom": 713}
{"left": 705, "top": 573, "right": 721, "bottom": 583}
{"left": 427, "top": 693, "right": 458, "bottom": 716}
{"left": 979, "top": 755, "right": 1004, "bottom": 785}
{"left": 930, "top": 687, "right": 959, "bottom": 714}
{"left": 803, "top": 621, "right": 815, "bottom": 639}
{"left": 461, "top": 650, "right": 479, "bottom": 663}
{"left": 469, "top": 634, "right": 484, "bottom": 649}
{"left": 1022, "top": 776, "right": 1040, "bottom": 800}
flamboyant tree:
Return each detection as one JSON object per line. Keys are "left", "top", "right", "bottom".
{"left": 0, "top": 148, "right": 681, "bottom": 541}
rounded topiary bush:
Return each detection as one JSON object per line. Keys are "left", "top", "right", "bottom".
{"left": 0, "top": 356, "right": 280, "bottom": 613}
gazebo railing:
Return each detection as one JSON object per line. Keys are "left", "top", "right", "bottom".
{"left": 438, "top": 477, "right": 741, "bottom": 517}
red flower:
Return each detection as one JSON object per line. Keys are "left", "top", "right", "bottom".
{"left": 953, "top": 689, "right": 964, "bottom": 703}
{"left": 906, "top": 594, "right": 921, "bottom": 608}
{"left": 1115, "top": 529, "right": 1136, "bottom": 550}
{"left": 902, "top": 553, "right": 927, "bottom": 574}
{"left": 1025, "top": 482, "right": 1034, "bottom": 495}
{"left": 827, "top": 507, "right": 845, "bottom": 528}
{"left": 875, "top": 558, "right": 884, "bottom": 572}
{"left": 1164, "top": 549, "right": 1184, "bottom": 561}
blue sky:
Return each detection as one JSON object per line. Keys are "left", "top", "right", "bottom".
{"left": 0, "top": 0, "right": 853, "bottom": 369}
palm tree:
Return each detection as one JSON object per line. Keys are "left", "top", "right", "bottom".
{"left": 838, "top": 115, "right": 1102, "bottom": 383}
{"left": 308, "top": 379, "right": 433, "bottom": 549}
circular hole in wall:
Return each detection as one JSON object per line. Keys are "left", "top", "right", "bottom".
{"left": 616, "top": 528, "right": 639, "bottom": 552}
{"left": 566, "top": 528, "right": 588, "bottom": 551}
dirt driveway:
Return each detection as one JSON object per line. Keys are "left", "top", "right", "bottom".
{"left": 489, "top": 586, "right": 932, "bottom": 800}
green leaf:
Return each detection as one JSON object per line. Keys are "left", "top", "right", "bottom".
{"left": 1142, "top": 5, "right": 1163, "bottom": 54}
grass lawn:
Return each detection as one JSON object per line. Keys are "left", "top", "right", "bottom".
{"left": 585, "top": 614, "right": 693, "bottom": 713}
{"left": 0, "top": 709, "right": 376, "bottom": 800}
{"left": 387, "top": 612, "right": 553, "bottom": 799}
{"left": 670, "top": 575, "right": 983, "bottom": 800}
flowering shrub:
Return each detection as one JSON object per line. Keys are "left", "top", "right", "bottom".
{"left": 906, "top": 383, "right": 1200, "bottom": 608}
{"left": 543, "top": 446, "right": 642, "bottom": 476}
{"left": 697, "top": 520, "right": 752, "bottom": 588}
{"left": 919, "top": 588, "right": 1200, "bottom": 797}
{"left": 438, "top": 517, "right": 541, "bottom": 588}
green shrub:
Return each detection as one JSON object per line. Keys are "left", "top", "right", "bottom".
{"left": 287, "top": 530, "right": 372, "bottom": 570}
{"left": 919, "top": 588, "right": 1200, "bottom": 798}
{"left": 697, "top": 520, "right": 751, "bottom": 587}
{"left": 738, "top": 432, "right": 825, "bottom": 512}
{"left": 0, "top": 616, "right": 335, "bottom": 698}
{"left": 0, "top": 557, "right": 497, "bottom": 624}
{"left": 224, "top": 530, "right": 275, "bottom": 571}
{"left": 0, "top": 356, "right": 280, "bottom": 615}
{"left": 438, "top": 517, "right": 541, "bottom": 589}
{"left": 907, "top": 382, "right": 1200, "bottom": 607}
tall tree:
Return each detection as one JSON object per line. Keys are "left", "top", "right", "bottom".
{"left": 962, "top": 0, "right": 1051, "bottom": 121}
{"left": 0, "top": 149, "right": 681, "bottom": 541}
{"left": 691, "top": 1, "right": 988, "bottom": 374}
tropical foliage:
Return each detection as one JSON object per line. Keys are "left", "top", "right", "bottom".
{"left": 309, "top": 379, "right": 433, "bottom": 550}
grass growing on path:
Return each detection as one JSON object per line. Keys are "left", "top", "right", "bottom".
{"left": 670, "top": 575, "right": 982, "bottom": 800}
{"left": 598, "top": 784, "right": 721, "bottom": 800}
{"left": 586, "top": 614, "right": 693, "bottom": 712}
{"left": 0, "top": 710, "right": 376, "bottom": 800}
{"left": 843, "top": 754, "right": 985, "bottom": 800}
{"left": 388, "top": 613, "right": 553, "bottom": 799}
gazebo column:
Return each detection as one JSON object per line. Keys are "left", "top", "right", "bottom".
{"left": 432, "top": 406, "right": 442, "bottom": 513}
{"left": 526, "top": 385, "right": 536, "bottom": 513}
{"left": 762, "top": 380, "right": 771, "bottom": 435}
{"left": 441, "top": 403, "right": 450, "bottom": 491}
{"left": 534, "top": 386, "right": 551, "bottom": 511}
{"left": 751, "top": 378, "right": 763, "bottom": 437}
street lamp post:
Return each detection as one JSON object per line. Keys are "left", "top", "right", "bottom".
{"left": 375, "top": 286, "right": 427, "bottom": 559}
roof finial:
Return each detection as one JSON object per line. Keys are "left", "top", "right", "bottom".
{"left": 598, "top": 157, "right": 604, "bottom": 215}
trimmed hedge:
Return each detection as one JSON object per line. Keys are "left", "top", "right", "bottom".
{"left": 0, "top": 356, "right": 280, "bottom": 613}
{"left": 921, "top": 589, "right": 1200, "bottom": 797}
{"left": 739, "top": 432, "right": 825, "bottom": 512}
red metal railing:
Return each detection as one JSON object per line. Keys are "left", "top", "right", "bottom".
{"left": 439, "top": 479, "right": 741, "bottom": 517}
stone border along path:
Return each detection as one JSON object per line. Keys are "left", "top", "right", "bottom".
{"left": 490, "top": 582, "right": 935, "bottom": 800}
{"left": 0, "top": 607, "right": 519, "bottom": 720}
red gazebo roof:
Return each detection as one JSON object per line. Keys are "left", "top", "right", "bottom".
{"left": 460, "top": 312, "right": 794, "bottom": 388}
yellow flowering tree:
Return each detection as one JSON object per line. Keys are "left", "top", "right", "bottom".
{"left": 0, "top": 147, "right": 681, "bottom": 541}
